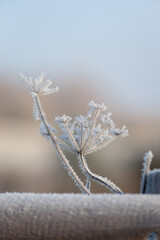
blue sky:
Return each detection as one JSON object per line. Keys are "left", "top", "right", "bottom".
{"left": 0, "top": 0, "right": 160, "bottom": 113}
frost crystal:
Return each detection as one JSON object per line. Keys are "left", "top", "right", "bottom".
{"left": 20, "top": 73, "right": 59, "bottom": 96}
{"left": 56, "top": 101, "right": 128, "bottom": 155}
{"left": 55, "top": 115, "right": 72, "bottom": 124}
{"left": 39, "top": 123, "right": 56, "bottom": 140}
{"left": 20, "top": 74, "right": 59, "bottom": 121}
{"left": 140, "top": 150, "right": 153, "bottom": 194}
{"left": 21, "top": 74, "right": 126, "bottom": 194}
{"left": 88, "top": 100, "right": 107, "bottom": 111}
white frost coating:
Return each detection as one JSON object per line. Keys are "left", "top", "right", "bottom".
{"left": 55, "top": 115, "right": 72, "bottom": 123}
{"left": 88, "top": 100, "right": 107, "bottom": 111}
{"left": 21, "top": 74, "right": 128, "bottom": 194}
{"left": 55, "top": 101, "right": 127, "bottom": 194}
{"left": 143, "top": 151, "right": 153, "bottom": 166}
{"left": 56, "top": 101, "right": 128, "bottom": 155}
{"left": 78, "top": 154, "right": 123, "bottom": 194}
{"left": 20, "top": 73, "right": 59, "bottom": 96}
{"left": 140, "top": 150, "right": 153, "bottom": 194}
{"left": 21, "top": 75, "right": 90, "bottom": 194}
{"left": 40, "top": 123, "right": 56, "bottom": 141}
{"left": 20, "top": 74, "right": 58, "bottom": 121}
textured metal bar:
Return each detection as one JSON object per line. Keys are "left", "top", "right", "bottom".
{"left": 0, "top": 193, "right": 160, "bottom": 240}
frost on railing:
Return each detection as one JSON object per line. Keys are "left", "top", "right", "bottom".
{"left": 21, "top": 74, "right": 128, "bottom": 194}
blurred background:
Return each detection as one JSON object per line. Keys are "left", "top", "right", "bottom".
{"left": 0, "top": 0, "right": 160, "bottom": 194}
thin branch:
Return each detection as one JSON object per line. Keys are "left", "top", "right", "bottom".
{"left": 78, "top": 154, "right": 123, "bottom": 194}
{"left": 86, "top": 177, "right": 91, "bottom": 192}
{"left": 33, "top": 95, "right": 90, "bottom": 195}
{"left": 80, "top": 124, "right": 83, "bottom": 149}
{"left": 82, "top": 109, "right": 99, "bottom": 152}
{"left": 65, "top": 122, "right": 80, "bottom": 151}
{"left": 84, "top": 136, "right": 116, "bottom": 155}
{"left": 85, "top": 125, "right": 108, "bottom": 151}
{"left": 55, "top": 137, "right": 78, "bottom": 154}
{"left": 81, "top": 126, "right": 89, "bottom": 149}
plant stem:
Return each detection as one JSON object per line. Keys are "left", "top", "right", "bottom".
{"left": 55, "top": 137, "right": 78, "bottom": 154}
{"left": 78, "top": 154, "right": 123, "bottom": 194}
{"left": 65, "top": 122, "right": 80, "bottom": 151}
{"left": 82, "top": 109, "right": 99, "bottom": 152}
{"left": 34, "top": 95, "right": 90, "bottom": 195}
{"left": 86, "top": 177, "right": 91, "bottom": 192}
{"left": 85, "top": 126, "right": 108, "bottom": 151}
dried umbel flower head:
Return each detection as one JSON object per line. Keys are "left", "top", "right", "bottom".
{"left": 56, "top": 100, "right": 128, "bottom": 155}
{"left": 21, "top": 73, "right": 59, "bottom": 121}
{"left": 21, "top": 74, "right": 128, "bottom": 194}
{"left": 20, "top": 73, "right": 59, "bottom": 96}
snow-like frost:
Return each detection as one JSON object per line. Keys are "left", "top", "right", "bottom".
{"left": 55, "top": 115, "right": 72, "bottom": 124}
{"left": 20, "top": 73, "right": 59, "bottom": 96}
{"left": 40, "top": 123, "right": 56, "bottom": 140}
{"left": 88, "top": 100, "right": 107, "bottom": 111}
{"left": 140, "top": 150, "right": 153, "bottom": 194}
{"left": 21, "top": 75, "right": 128, "bottom": 194}
{"left": 56, "top": 101, "right": 128, "bottom": 155}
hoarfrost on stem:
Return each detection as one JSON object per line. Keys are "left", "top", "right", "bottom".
{"left": 55, "top": 100, "right": 128, "bottom": 194}
{"left": 21, "top": 74, "right": 128, "bottom": 194}
{"left": 21, "top": 73, "right": 59, "bottom": 121}
{"left": 140, "top": 150, "right": 153, "bottom": 194}
{"left": 20, "top": 74, "right": 90, "bottom": 194}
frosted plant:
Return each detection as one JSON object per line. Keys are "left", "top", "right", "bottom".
{"left": 55, "top": 100, "right": 128, "bottom": 193}
{"left": 55, "top": 100, "right": 128, "bottom": 155}
{"left": 21, "top": 74, "right": 90, "bottom": 195}
{"left": 21, "top": 74, "right": 128, "bottom": 194}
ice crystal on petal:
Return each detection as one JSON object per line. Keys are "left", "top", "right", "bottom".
{"left": 56, "top": 101, "right": 128, "bottom": 154}
{"left": 20, "top": 73, "right": 59, "bottom": 96}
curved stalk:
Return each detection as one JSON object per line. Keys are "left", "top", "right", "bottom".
{"left": 34, "top": 95, "right": 90, "bottom": 195}
{"left": 78, "top": 153, "right": 123, "bottom": 194}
